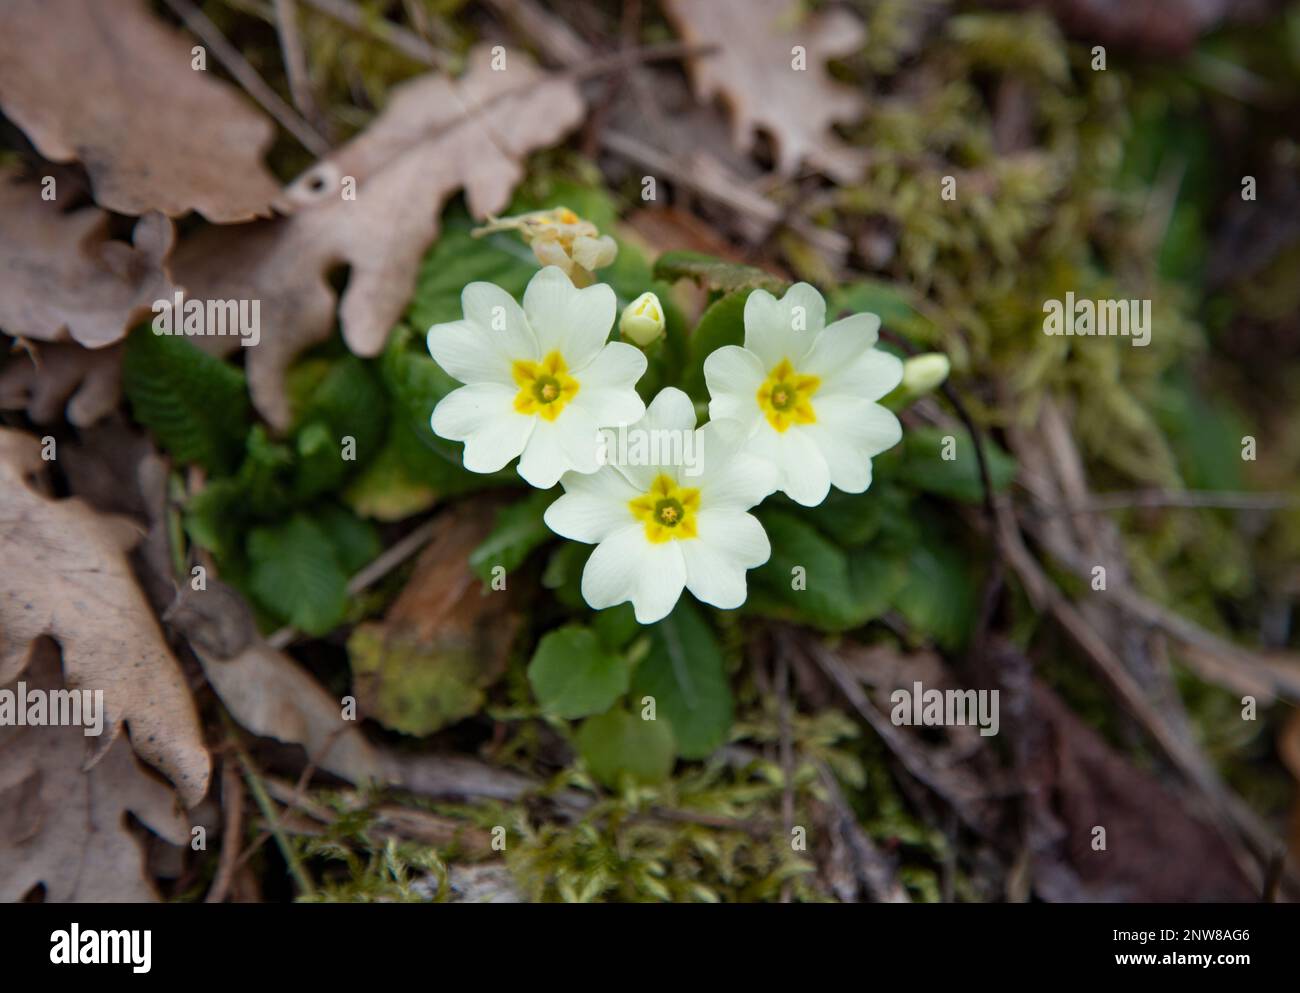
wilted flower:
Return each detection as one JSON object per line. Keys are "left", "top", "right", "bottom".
{"left": 473, "top": 206, "right": 617, "bottom": 287}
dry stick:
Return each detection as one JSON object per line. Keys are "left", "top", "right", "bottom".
{"left": 774, "top": 636, "right": 796, "bottom": 904}
{"left": 271, "top": 0, "right": 321, "bottom": 124}
{"left": 995, "top": 499, "right": 1288, "bottom": 890}
{"left": 297, "top": 0, "right": 450, "bottom": 69}
{"left": 1054, "top": 490, "right": 1300, "bottom": 513}
{"left": 204, "top": 755, "right": 245, "bottom": 903}
{"left": 232, "top": 737, "right": 316, "bottom": 897}
{"left": 266, "top": 517, "right": 439, "bottom": 649}
{"left": 815, "top": 762, "right": 911, "bottom": 903}
{"left": 162, "top": 0, "right": 330, "bottom": 157}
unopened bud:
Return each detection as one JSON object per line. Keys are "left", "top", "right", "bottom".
{"left": 619, "top": 292, "right": 666, "bottom": 347}
{"left": 900, "top": 352, "right": 950, "bottom": 396}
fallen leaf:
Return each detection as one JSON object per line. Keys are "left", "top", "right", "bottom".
{"left": 662, "top": 0, "right": 868, "bottom": 182}
{"left": 348, "top": 503, "right": 521, "bottom": 736}
{"left": 0, "top": 169, "right": 176, "bottom": 349}
{"left": 0, "top": 642, "right": 191, "bottom": 902}
{"left": 198, "top": 640, "right": 391, "bottom": 786}
{"left": 0, "top": 427, "right": 209, "bottom": 807}
{"left": 1019, "top": 680, "right": 1256, "bottom": 901}
{"left": 197, "top": 636, "right": 537, "bottom": 801}
{"left": 173, "top": 45, "right": 585, "bottom": 428}
{"left": 0, "top": 341, "right": 123, "bottom": 427}
{"left": 0, "top": 0, "right": 280, "bottom": 221}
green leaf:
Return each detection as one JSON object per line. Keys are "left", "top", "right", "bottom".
{"left": 528, "top": 624, "right": 630, "bottom": 719}
{"left": 681, "top": 289, "right": 751, "bottom": 398}
{"left": 122, "top": 325, "right": 251, "bottom": 474}
{"left": 541, "top": 541, "right": 592, "bottom": 610}
{"left": 468, "top": 489, "right": 556, "bottom": 584}
{"left": 314, "top": 502, "right": 382, "bottom": 574}
{"left": 827, "top": 279, "right": 936, "bottom": 340}
{"left": 892, "top": 536, "right": 978, "bottom": 650}
{"left": 575, "top": 707, "right": 676, "bottom": 787}
{"left": 406, "top": 212, "right": 537, "bottom": 331}
{"left": 885, "top": 426, "right": 1016, "bottom": 503}
{"left": 653, "top": 251, "right": 787, "bottom": 294}
{"left": 246, "top": 513, "right": 349, "bottom": 635}
{"left": 379, "top": 328, "right": 512, "bottom": 494}
{"left": 631, "top": 601, "right": 733, "bottom": 759}
{"left": 592, "top": 603, "right": 640, "bottom": 651}
{"left": 749, "top": 509, "right": 899, "bottom": 632}
{"left": 343, "top": 438, "right": 438, "bottom": 521}
{"left": 290, "top": 354, "right": 388, "bottom": 500}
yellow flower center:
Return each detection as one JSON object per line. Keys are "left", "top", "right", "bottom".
{"left": 512, "top": 351, "right": 579, "bottom": 421}
{"left": 756, "top": 358, "right": 820, "bottom": 432}
{"left": 628, "top": 474, "right": 701, "bottom": 544}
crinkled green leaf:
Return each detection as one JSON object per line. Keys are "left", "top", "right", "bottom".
{"left": 122, "top": 324, "right": 251, "bottom": 474}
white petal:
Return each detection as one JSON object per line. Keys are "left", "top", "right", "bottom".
{"left": 431, "top": 383, "right": 534, "bottom": 474}
{"left": 639, "top": 386, "right": 697, "bottom": 434}
{"left": 523, "top": 266, "right": 616, "bottom": 369}
{"left": 427, "top": 319, "right": 515, "bottom": 386}
{"left": 682, "top": 509, "right": 770, "bottom": 610}
{"left": 743, "top": 283, "right": 823, "bottom": 369}
{"left": 745, "top": 424, "right": 831, "bottom": 507}
{"left": 518, "top": 404, "right": 602, "bottom": 488}
{"left": 460, "top": 282, "right": 537, "bottom": 363}
{"left": 703, "top": 345, "right": 764, "bottom": 423}
{"left": 804, "top": 397, "right": 901, "bottom": 493}
{"left": 821, "top": 348, "right": 904, "bottom": 402}
{"left": 570, "top": 342, "right": 647, "bottom": 426}
{"left": 544, "top": 467, "right": 639, "bottom": 543}
{"left": 696, "top": 441, "right": 778, "bottom": 510}
{"left": 801, "top": 313, "right": 880, "bottom": 380}
{"left": 613, "top": 387, "right": 698, "bottom": 491}
{"left": 582, "top": 525, "right": 686, "bottom": 623}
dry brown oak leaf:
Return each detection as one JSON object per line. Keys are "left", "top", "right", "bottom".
{"left": 0, "top": 641, "right": 191, "bottom": 902}
{"left": 0, "top": 428, "right": 209, "bottom": 808}
{"left": 174, "top": 45, "right": 584, "bottom": 429}
{"left": 0, "top": 169, "right": 176, "bottom": 351}
{"left": 662, "top": 0, "right": 868, "bottom": 183}
{"left": 0, "top": 341, "right": 124, "bottom": 428}
{"left": 0, "top": 0, "right": 280, "bottom": 222}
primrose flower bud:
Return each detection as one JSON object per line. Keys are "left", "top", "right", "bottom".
{"left": 900, "top": 352, "right": 950, "bottom": 397}
{"left": 619, "top": 291, "right": 666, "bottom": 347}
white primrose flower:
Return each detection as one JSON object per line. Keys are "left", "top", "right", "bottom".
{"left": 428, "top": 266, "right": 647, "bottom": 489}
{"left": 544, "top": 387, "right": 778, "bottom": 624}
{"left": 703, "top": 283, "right": 904, "bottom": 507}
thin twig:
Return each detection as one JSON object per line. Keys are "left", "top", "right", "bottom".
{"left": 297, "top": 0, "right": 449, "bottom": 68}
{"left": 271, "top": 0, "right": 321, "bottom": 124}
{"left": 1050, "top": 490, "right": 1300, "bottom": 514}
{"left": 162, "top": 0, "right": 331, "bottom": 156}
{"left": 204, "top": 755, "right": 245, "bottom": 903}
{"left": 228, "top": 725, "right": 316, "bottom": 897}
{"left": 266, "top": 517, "right": 440, "bottom": 649}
